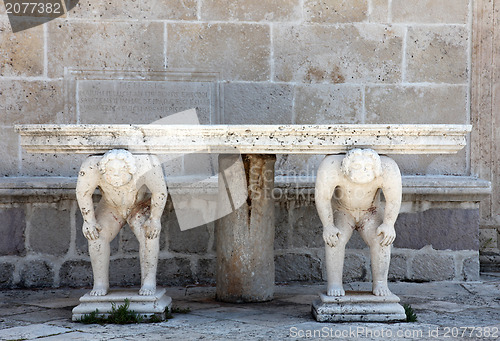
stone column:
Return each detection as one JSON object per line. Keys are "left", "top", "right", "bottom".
{"left": 215, "top": 154, "right": 276, "bottom": 303}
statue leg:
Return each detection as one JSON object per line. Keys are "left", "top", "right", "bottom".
{"left": 325, "top": 210, "right": 354, "bottom": 296}
{"left": 358, "top": 212, "right": 393, "bottom": 296}
{"left": 88, "top": 203, "right": 124, "bottom": 296}
{"left": 129, "top": 207, "right": 158, "bottom": 296}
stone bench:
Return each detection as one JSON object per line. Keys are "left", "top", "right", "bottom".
{"left": 15, "top": 123, "right": 475, "bottom": 303}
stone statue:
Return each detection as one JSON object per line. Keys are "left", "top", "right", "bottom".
{"left": 76, "top": 149, "right": 167, "bottom": 296}
{"left": 315, "top": 148, "right": 402, "bottom": 297}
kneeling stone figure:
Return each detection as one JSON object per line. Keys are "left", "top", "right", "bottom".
{"left": 315, "top": 148, "right": 402, "bottom": 297}
{"left": 76, "top": 149, "right": 167, "bottom": 296}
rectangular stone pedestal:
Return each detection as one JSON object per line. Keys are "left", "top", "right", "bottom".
{"left": 312, "top": 291, "right": 406, "bottom": 322}
{"left": 72, "top": 288, "right": 172, "bottom": 322}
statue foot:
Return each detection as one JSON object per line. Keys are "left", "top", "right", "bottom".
{"left": 327, "top": 284, "right": 345, "bottom": 296}
{"left": 90, "top": 285, "right": 108, "bottom": 296}
{"left": 373, "top": 282, "right": 392, "bottom": 296}
{"left": 139, "top": 283, "right": 156, "bottom": 296}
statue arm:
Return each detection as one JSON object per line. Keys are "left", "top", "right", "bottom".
{"left": 141, "top": 156, "right": 168, "bottom": 239}
{"left": 316, "top": 156, "right": 342, "bottom": 247}
{"left": 377, "top": 158, "right": 402, "bottom": 246}
{"left": 76, "top": 158, "right": 100, "bottom": 240}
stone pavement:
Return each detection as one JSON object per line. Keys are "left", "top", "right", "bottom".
{"left": 0, "top": 274, "right": 499, "bottom": 341}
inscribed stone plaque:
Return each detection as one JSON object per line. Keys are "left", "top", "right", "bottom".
{"left": 65, "top": 70, "right": 221, "bottom": 124}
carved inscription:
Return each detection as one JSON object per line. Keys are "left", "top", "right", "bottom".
{"left": 77, "top": 80, "right": 213, "bottom": 123}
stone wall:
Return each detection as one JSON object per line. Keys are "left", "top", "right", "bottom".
{"left": 0, "top": 0, "right": 488, "bottom": 288}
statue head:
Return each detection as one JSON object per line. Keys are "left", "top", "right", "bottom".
{"left": 341, "top": 148, "right": 382, "bottom": 184}
{"left": 98, "top": 149, "right": 137, "bottom": 187}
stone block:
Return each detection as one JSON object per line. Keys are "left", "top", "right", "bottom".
{"left": 201, "top": 0, "right": 301, "bottom": 21}
{"left": 223, "top": 83, "right": 293, "bottom": 124}
{"left": 275, "top": 154, "right": 323, "bottom": 175}
{"left": 141, "top": 0, "right": 197, "bottom": 20}
{"left": 47, "top": 21, "right": 164, "bottom": 78}
{"left": 109, "top": 258, "right": 141, "bottom": 287}
{"left": 345, "top": 230, "right": 368, "bottom": 249}
{"left": 387, "top": 151, "right": 467, "bottom": 176}
{"left": 0, "top": 207, "right": 25, "bottom": 256}
{"left": 275, "top": 253, "right": 322, "bottom": 282}
{"left": 479, "top": 228, "right": 498, "bottom": 251}
{"left": 120, "top": 225, "right": 140, "bottom": 253}
{"left": 369, "top": 0, "right": 389, "bottom": 23}
{"left": 0, "top": 263, "right": 14, "bottom": 288}
{"left": 29, "top": 205, "right": 70, "bottom": 256}
{"left": 157, "top": 257, "right": 193, "bottom": 286}
{"left": 197, "top": 257, "right": 216, "bottom": 284}
{"left": 304, "top": 0, "right": 368, "bottom": 23}
{"left": 21, "top": 153, "right": 86, "bottom": 177}
{"left": 274, "top": 202, "right": 290, "bottom": 249}
{"left": 394, "top": 209, "right": 479, "bottom": 251}
{"left": 365, "top": 85, "right": 468, "bottom": 124}
{"left": 0, "top": 21, "right": 43, "bottom": 77}
{"left": 19, "top": 260, "right": 54, "bottom": 288}
{"left": 388, "top": 252, "right": 408, "bottom": 281}
{"left": 59, "top": 260, "right": 92, "bottom": 287}
{"left": 411, "top": 250, "right": 455, "bottom": 281}
{"left": 343, "top": 252, "right": 368, "bottom": 282}
{"left": 273, "top": 24, "right": 403, "bottom": 83}
{"left": 66, "top": 0, "right": 141, "bottom": 19}
{"left": 163, "top": 205, "right": 210, "bottom": 254}
{"left": 294, "top": 85, "right": 363, "bottom": 124}
{"left": 167, "top": 23, "right": 270, "bottom": 82}
{"left": 462, "top": 256, "right": 480, "bottom": 281}
{"left": 392, "top": 0, "right": 469, "bottom": 24}
{"left": 405, "top": 26, "right": 468, "bottom": 83}
{"left": 0, "top": 127, "right": 19, "bottom": 176}
{"left": 0, "top": 80, "right": 64, "bottom": 125}
{"left": 290, "top": 203, "right": 324, "bottom": 248}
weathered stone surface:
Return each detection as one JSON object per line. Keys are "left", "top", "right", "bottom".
{"left": 47, "top": 21, "right": 164, "bottom": 77}
{"left": 0, "top": 127, "right": 19, "bottom": 176}
{"left": 120, "top": 226, "right": 140, "bottom": 253}
{"left": 0, "top": 21, "right": 43, "bottom": 77}
{"left": 369, "top": 0, "right": 389, "bottom": 23}
{"left": 197, "top": 257, "right": 216, "bottom": 284}
{"left": 274, "top": 202, "right": 290, "bottom": 250}
{"left": 394, "top": 209, "right": 479, "bottom": 251}
{"left": 392, "top": 0, "right": 469, "bottom": 24}
{"left": 294, "top": 85, "right": 363, "bottom": 124}
{"left": 388, "top": 252, "right": 408, "bottom": 281}
{"left": 141, "top": 0, "right": 197, "bottom": 20}
{"left": 29, "top": 206, "right": 70, "bottom": 256}
{"left": 223, "top": 83, "right": 293, "bottom": 124}
{"left": 462, "top": 255, "right": 480, "bottom": 281}
{"left": 365, "top": 85, "right": 467, "bottom": 124}
{"left": 273, "top": 25, "right": 403, "bottom": 83}
{"left": 157, "top": 257, "right": 193, "bottom": 286}
{"left": 167, "top": 23, "right": 270, "bottom": 82}
{"left": 201, "top": 0, "right": 301, "bottom": 21}
{"left": 290, "top": 203, "right": 323, "bottom": 248}
{"left": 59, "top": 260, "right": 92, "bottom": 287}
{"left": 0, "top": 207, "right": 25, "bottom": 256}
{"left": 343, "top": 252, "right": 368, "bottom": 282}
{"left": 216, "top": 154, "right": 276, "bottom": 302}
{"left": 405, "top": 26, "right": 468, "bottom": 83}
{"left": 66, "top": 0, "right": 141, "bottom": 19}
{"left": 387, "top": 151, "right": 468, "bottom": 176}
{"left": 411, "top": 250, "right": 455, "bottom": 281}
{"left": 109, "top": 258, "right": 141, "bottom": 287}
{"left": 21, "top": 153, "right": 85, "bottom": 177}
{"left": 0, "top": 80, "right": 64, "bottom": 125}
{"left": 304, "top": 0, "right": 367, "bottom": 23}
{"left": 275, "top": 253, "right": 322, "bottom": 282}
{"left": 168, "top": 224, "right": 210, "bottom": 254}
{"left": 0, "top": 263, "right": 14, "bottom": 288}
{"left": 19, "top": 260, "right": 54, "bottom": 288}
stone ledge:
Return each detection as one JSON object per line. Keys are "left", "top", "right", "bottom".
{"left": 0, "top": 175, "right": 490, "bottom": 205}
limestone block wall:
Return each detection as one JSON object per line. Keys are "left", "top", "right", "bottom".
{"left": 0, "top": 0, "right": 488, "bottom": 288}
